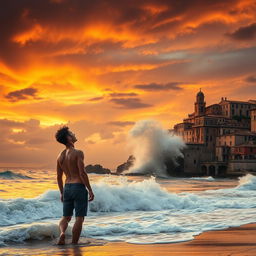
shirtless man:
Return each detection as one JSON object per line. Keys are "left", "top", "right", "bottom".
{"left": 55, "top": 126, "right": 94, "bottom": 245}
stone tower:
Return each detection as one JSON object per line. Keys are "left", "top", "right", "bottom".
{"left": 194, "top": 88, "right": 206, "bottom": 116}
{"left": 250, "top": 108, "right": 256, "bottom": 132}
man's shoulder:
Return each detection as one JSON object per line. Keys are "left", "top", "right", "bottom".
{"left": 57, "top": 149, "right": 66, "bottom": 159}
{"left": 75, "top": 149, "right": 84, "bottom": 156}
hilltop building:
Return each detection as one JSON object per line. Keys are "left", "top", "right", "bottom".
{"left": 173, "top": 89, "right": 256, "bottom": 176}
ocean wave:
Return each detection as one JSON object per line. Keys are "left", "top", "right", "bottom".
{"left": 1, "top": 174, "right": 256, "bottom": 227}
{"left": 0, "top": 170, "right": 33, "bottom": 180}
{"left": 0, "top": 177, "right": 203, "bottom": 226}
{"left": 0, "top": 220, "right": 190, "bottom": 246}
{"left": 0, "top": 222, "right": 60, "bottom": 246}
{"left": 1, "top": 208, "right": 256, "bottom": 246}
{"left": 235, "top": 173, "right": 256, "bottom": 190}
{"left": 1, "top": 174, "right": 256, "bottom": 245}
{"left": 0, "top": 190, "right": 62, "bottom": 226}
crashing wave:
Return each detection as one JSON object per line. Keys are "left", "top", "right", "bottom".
{"left": 0, "top": 170, "right": 33, "bottom": 180}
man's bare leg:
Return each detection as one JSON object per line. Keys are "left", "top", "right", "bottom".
{"left": 57, "top": 216, "right": 72, "bottom": 245}
{"left": 71, "top": 216, "right": 84, "bottom": 244}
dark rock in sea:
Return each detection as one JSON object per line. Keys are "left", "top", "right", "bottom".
{"left": 115, "top": 154, "right": 185, "bottom": 177}
{"left": 85, "top": 164, "right": 111, "bottom": 174}
{"left": 123, "top": 172, "right": 148, "bottom": 176}
{"left": 164, "top": 156, "right": 184, "bottom": 176}
{"left": 116, "top": 155, "right": 135, "bottom": 174}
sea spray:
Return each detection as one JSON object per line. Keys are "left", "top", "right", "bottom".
{"left": 124, "top": 119, "right": 186, "bottom": 177}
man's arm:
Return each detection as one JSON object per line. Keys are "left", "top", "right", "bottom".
{"left": 77, "top": 150, "right": 93, "bottom": 193}
{"left": 56, "top": 158, "right": 64, "bottom": 195}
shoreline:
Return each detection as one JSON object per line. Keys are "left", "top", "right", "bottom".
{"left": 77, "top": 222, "right": 256, "bottom": 256}
{"left": 1, "top": 222, "right": 256, "bottom": 255}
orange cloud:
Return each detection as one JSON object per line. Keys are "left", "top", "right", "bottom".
{"left": 0, "top": 0, "right": 256, "bottom": 168}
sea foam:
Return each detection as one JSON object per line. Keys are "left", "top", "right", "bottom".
{"left": 0, "top": 174, "right": 256, "bottom": 227}
{"left": 1, "top": 174, "right": 256, "bottom": 245}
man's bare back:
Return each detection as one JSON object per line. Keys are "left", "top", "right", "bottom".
{"left": 57, "top": 148, "right": 84, "bottom": 184}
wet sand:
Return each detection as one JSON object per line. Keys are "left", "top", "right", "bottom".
{"left": 1, "top": 222, "right": 256, "bottom": 255}
{"left": 77, "top": 222, "right": 256, "bottom": 256}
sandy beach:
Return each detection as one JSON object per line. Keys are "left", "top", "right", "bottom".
{"left": 71, "top": 222, "right": 256, "bottom": 256}
{"left": 1, "top": 222, "right": 256, "bottom": 256}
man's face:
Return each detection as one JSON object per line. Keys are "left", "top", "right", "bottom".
{"left": 67, "top": 131, "right": 77, "bottom": 144}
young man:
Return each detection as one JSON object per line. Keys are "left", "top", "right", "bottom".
{"left": 55, "top": 125, "right": 94, "bottom": 245}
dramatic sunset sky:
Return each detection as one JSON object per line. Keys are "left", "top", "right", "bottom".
{"left": 1, "top": 0, "right": 256, "bottom": 170}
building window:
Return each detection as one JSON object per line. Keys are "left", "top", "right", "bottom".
{"left": 194, "top": 159, "right": 196, "bottom": 164}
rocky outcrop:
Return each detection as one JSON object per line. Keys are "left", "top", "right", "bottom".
{"left": 116, "top": 155, "right": 135, "bottom": 174}
{"left": 164, "top": 155, "right": 184, "bottom": 176}
{"left": 85, "top": 164, "right": 111, "bottom": 174}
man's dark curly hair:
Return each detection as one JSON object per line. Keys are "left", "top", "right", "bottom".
{"left": 55, "top": 125, "right": 70, "bottom": 145}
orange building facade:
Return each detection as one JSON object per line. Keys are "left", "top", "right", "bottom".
{"left": 173, "top": 90, "right": 256, "bottom": 176}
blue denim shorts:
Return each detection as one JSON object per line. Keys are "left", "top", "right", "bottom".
{"left": 63, "top": 183, "right": 88, "bottom": 217}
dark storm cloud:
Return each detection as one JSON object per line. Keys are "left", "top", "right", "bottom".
{"left": 109, "top": 92, "right": 138, "bottom": 97}
{"left": 134, "top": 46, "right": 256, "bottom": 82}
{"left": 134, "top": 82, "right": 183, "bottom": 91}
{"left": 226, "top": 23, "right": 256, "bottom": 40}
{"left": 5, "top": 87, "right": 41, "bottom": 102}
{"left": 88, "top": 96, "right": 105, "bottom": 101}
{"left": 53, "top": 46, "right": 176, "bottom": 71}
{"left": 110, "top": 97, "right": 153, "bottom": 109}
{"left": 88, "top": 92, "right": 138, "bottom": 102}
{"left": 0, "top": 0, "right": 242, "bottom": 68}
{"left": 245, "top": 75, "right": 256, "bottom": 83}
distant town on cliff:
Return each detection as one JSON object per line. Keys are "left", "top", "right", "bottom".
{"left": 172, "top": 89, "right": 256, "bottom": 177}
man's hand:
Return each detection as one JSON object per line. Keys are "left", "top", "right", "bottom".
{"left": 88, "top": 190, "right": 94, "bottom": 201}
{"left": 60, "top": 193, "right": 63, "bottom": 202}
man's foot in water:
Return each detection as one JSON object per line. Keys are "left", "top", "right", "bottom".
{"left": 71, "top": 239, "right": 78, "bottom": 245}
{"left": 57, "top": 232, "right": 65, "bottom": 245}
